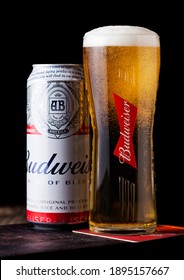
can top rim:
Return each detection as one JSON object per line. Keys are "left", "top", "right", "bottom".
{"left": 32, "top": 64, "right": 82, "bottom": 67}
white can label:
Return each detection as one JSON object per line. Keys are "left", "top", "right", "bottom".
{"left": 27, "top": 135, "right": 90, "bottom": 224}
{"left": 26, "top": 68, "right": 91, "bottom": 224}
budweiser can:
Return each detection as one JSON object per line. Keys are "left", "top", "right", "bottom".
{"left": 26, "top": 64, "right": 91, "bottom": 230}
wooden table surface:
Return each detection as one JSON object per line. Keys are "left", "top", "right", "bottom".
{"left": 0, "top": 205, "right": 184, "bottom": 260}
{"left": 0, "top": 205, "right": 27, "bottom": 225}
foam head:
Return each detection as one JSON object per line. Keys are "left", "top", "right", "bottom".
{"left": 83, "top": 25, "right": 160, "bottom": 47}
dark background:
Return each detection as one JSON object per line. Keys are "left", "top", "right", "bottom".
{"left": 1, "top": 3, "right": 183, "bottom": 226}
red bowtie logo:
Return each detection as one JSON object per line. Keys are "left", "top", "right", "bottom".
{"left": 113, "top": 93, "right": 137, "bottom": 169}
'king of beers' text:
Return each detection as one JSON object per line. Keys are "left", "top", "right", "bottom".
{"left": 26, "top": 150, "right": 91, "bottom": 175}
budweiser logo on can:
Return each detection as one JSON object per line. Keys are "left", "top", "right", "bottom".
{"left": 26, "top": 64, "right": 91, "bottom": 229}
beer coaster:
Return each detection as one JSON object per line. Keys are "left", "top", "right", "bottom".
{"left": 72, "top": 225, "right": 184, "bottom": 243}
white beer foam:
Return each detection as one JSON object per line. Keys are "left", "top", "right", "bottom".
{"left": 83, "top": 25, "right": 160, "bottom": 47}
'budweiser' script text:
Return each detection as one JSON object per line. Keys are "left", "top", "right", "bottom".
{"left": 26, "top": 150, "right": 91, "bottom": 175}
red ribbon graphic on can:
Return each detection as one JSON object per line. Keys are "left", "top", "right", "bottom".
{"left": 113, "top": 93, "right": 137, "bottom": 169}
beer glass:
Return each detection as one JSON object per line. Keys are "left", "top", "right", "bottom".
{"left": 83, "top": 25, "right": 160, "bottom": 233}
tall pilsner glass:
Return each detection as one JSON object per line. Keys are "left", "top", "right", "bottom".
{"left": 83, "top": 25, "right": 160, "bottom": 234}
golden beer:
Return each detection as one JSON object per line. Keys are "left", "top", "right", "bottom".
{"left": 83, "top": 26, "right": 160, "bottom": 233}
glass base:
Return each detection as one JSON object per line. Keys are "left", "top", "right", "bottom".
{"left": 89, "top": 222, "right": 157, "bottom": 235}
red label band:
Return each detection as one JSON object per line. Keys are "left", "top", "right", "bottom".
{"left": 113, "top": 93, "right": 137, "bottom": 169}
{"left": 26, "top": 125, "right": 90, "bottom": 135}
{"left": 27, "top": 210, "right": 89, "bottom": 224}
{"left": 27, "top": 125, "right": 41, "bottom": 135}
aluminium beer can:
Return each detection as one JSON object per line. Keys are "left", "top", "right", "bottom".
{"left": 26, "top": 64, "right": 91, "bottom": 230}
